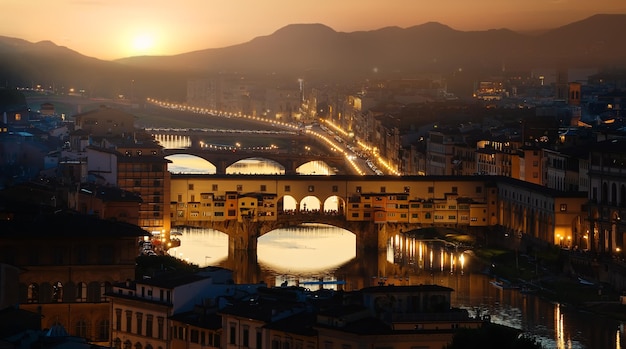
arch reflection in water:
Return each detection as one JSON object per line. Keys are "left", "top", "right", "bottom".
{"left": 167, "top": 227, "right": 228, "bottom": 265}
{"left": 226, "top": 158, "right": 285, "bottom": 175}
{"left": 154, "top": 134, "right": 191, "bottom": 149}
{"left": 257, "top": 224, "right": 356, "bottom": 286}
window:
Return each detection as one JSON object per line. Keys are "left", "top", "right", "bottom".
{"left": 380, "top": 186, "right": 386, "bottom": 193}
{"left": 125, "top": 311, "right": 132, "bottom": 332}
{"left": 146, "top": 315, "right": 153, "bottom": 337}
{"left": 308, "top": 185, "right": 314, "bottom": 192}
{"left": 261, "top": 185, "right": 267, "bottom": 191}
{"left": 560, "top": 204, "right": 567, "bottom": 212}
{"left": 27, "top": 283, "right": 38, "bottom": 303}
{"left": 243, "top": 327, "right": 249, "bottom": 347}
{"left": 237, "top": 184, "right": 243, "bottom": 191}
{"left": 53, "top": 281, "right": 63, "bottom": 302}
{"left": 285, "top": 185, "right": 291, "bottom": 192}
{"left": 356, "top": 186, "right": 361, "bottom": 193}
{"left": 212, "top": 184, "right": 218, "bottom": 191}
{"left": 332, "top": 185, "right": 338, "bottom": 192}
{"left": 428, "top": 186, "right": 434, "bottom": 193}
{"left": 188, "top": 184, "right": 194, "bottom": 190}
{"left": 75, "top": 319, "right": 88, "bottom": 338}
{"left": 157, "top": 317, "right": 164, "bottom": 339}
{"left": 404, "top": 186, "right": 410, "bottom": 193}
{"left": 230, "top": 323, "right": 237, "bottom": 344}
{"left": 476, "top": 186, "right": 482, "bottom": 193}
{"left": 115, "top": 309, "right": 122, "bottom": 330}
{"left": 257, "top": 331, "right": 263, "bottom": 349}
{"left": 452, "top": 186, "right": 458, "bottom": 193}
{"left": 76, "top": 282, "right": 87, "bottom": 302}
{"left": 136, "top": 313, "right": 143, "bottom": 335}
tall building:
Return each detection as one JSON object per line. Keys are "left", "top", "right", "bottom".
{"left": 0, "top": 206, "right": 147, "bottom": 344}
{"left": 70, "top": 106, "right": 172, "bottom": 243}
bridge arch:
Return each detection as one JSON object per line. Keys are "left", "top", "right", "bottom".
{"left": 278, "top": 194, "right": 346, "bottom": 216}
{"left": 162, "top": 148, "right": 347, "bottom": 175}
{"left": 295, "top": 160, "right": 335, "bottom": 175}
{"left": 323, "top": 195, "right": 345, "bottom": 214}
{"left": 300, "top": 195, "right": 322, "bottom": 212}
{"left": 165, "top": 154, "right": 216, "bottom": 174}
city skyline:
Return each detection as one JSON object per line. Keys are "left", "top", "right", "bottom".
{"left": 2, "top": 0, "right": 625, "bottom": 61}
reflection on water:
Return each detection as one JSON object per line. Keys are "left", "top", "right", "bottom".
{"left": 226, "top": 158, "right": 285, "bottom": 175}
{"left": 169, "top": 224, "right": 624, "bottom": 349}
{"left": 154, "top": 134, "right": 191, "bottom": 149}
{"left": 257, "top": 223, "right": 356, "bottom": 275}
{"left": 168, "top": 227, "right": 228, "bottom": 264}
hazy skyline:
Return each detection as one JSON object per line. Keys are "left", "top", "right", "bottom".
{"left": 3, "top": 0, "right": 625, "bottom": 61}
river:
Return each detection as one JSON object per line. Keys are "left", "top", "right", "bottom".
{"left": 168, "top": 224, "right": 625, "bottom": 349}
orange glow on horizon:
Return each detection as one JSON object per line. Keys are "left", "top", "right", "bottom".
{"left": 2, "top": 1, "right": 625, "bottom": 60}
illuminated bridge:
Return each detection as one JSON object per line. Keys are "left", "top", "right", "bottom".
{"left": 154, "top": 130, "right": 354, "bottom": 174}
{"left": 169, "top": 174, "right": 584, "bottom": 253}
{"left": 163, "top": 148, "right": 349, "bottom": 175}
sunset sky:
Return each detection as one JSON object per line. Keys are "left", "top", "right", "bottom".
{"left": 2, "top": 0, "right": 625, "bottom": 61}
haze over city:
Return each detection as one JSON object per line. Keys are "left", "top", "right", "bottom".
{"left": 3, "top": 0, "right": 626, "bottom": 60}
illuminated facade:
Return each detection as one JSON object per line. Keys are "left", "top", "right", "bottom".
{"left": 586, "top": 138, "right": 626, "bottom": 255}
{"left": 170, "top": 175, "right": 494, "bottom": 229}
{"left": 169, "top": 174, "right": 585, "bottom": 249}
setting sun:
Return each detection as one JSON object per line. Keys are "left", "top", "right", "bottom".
{"left": 131, "top": 33, "right": 156, "bottom": 55}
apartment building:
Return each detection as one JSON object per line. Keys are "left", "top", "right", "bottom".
{"left": 108, "top": 267, "right": 259, "bottom": 349}
{"left": 0, "top": 207, "right": 148, "bottom": 344}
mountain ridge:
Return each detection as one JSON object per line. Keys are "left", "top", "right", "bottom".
{"left": 1, "top": 14, "right": 625, "bottom": 100}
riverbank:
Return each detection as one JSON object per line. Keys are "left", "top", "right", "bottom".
{"left": 472, "top": 245, "right": 626, "bottom": 322}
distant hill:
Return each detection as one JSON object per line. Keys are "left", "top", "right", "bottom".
{"left": 0, "top": 36, "right": 188, "bottom": 100}
{"left": 1, "top": 14, "right": 625, "bottom": 100}
{"left": 115, "top": 14, "right": 626, "bottom": 76}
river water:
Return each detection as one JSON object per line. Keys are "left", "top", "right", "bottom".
{"left": 168, "top": 224, "right": 625, "bottom": 349}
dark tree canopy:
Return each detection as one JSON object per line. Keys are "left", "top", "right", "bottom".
{"left": 445, "top": 323, "right": 543, "bottom": 349}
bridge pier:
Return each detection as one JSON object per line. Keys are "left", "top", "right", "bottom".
{"left": 229, "top": 218, "right": 259, "bottom": 252}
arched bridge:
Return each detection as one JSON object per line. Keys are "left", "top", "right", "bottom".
{"left": 175, "top": 211, "right": 424, "bottom": 253}
{"left": 163, "top": 148, "right": 349, "bottom": 175}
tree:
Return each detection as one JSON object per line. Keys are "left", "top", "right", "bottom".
{"left": 445, "top": 323, "right": 543, "bottom": 349}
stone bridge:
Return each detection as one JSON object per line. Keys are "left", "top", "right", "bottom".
{"left": 174, "top": 212, "right": 425, "bottom": 252}
{"left": 163, "top": 148, "right": 349, "bottom": 175}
